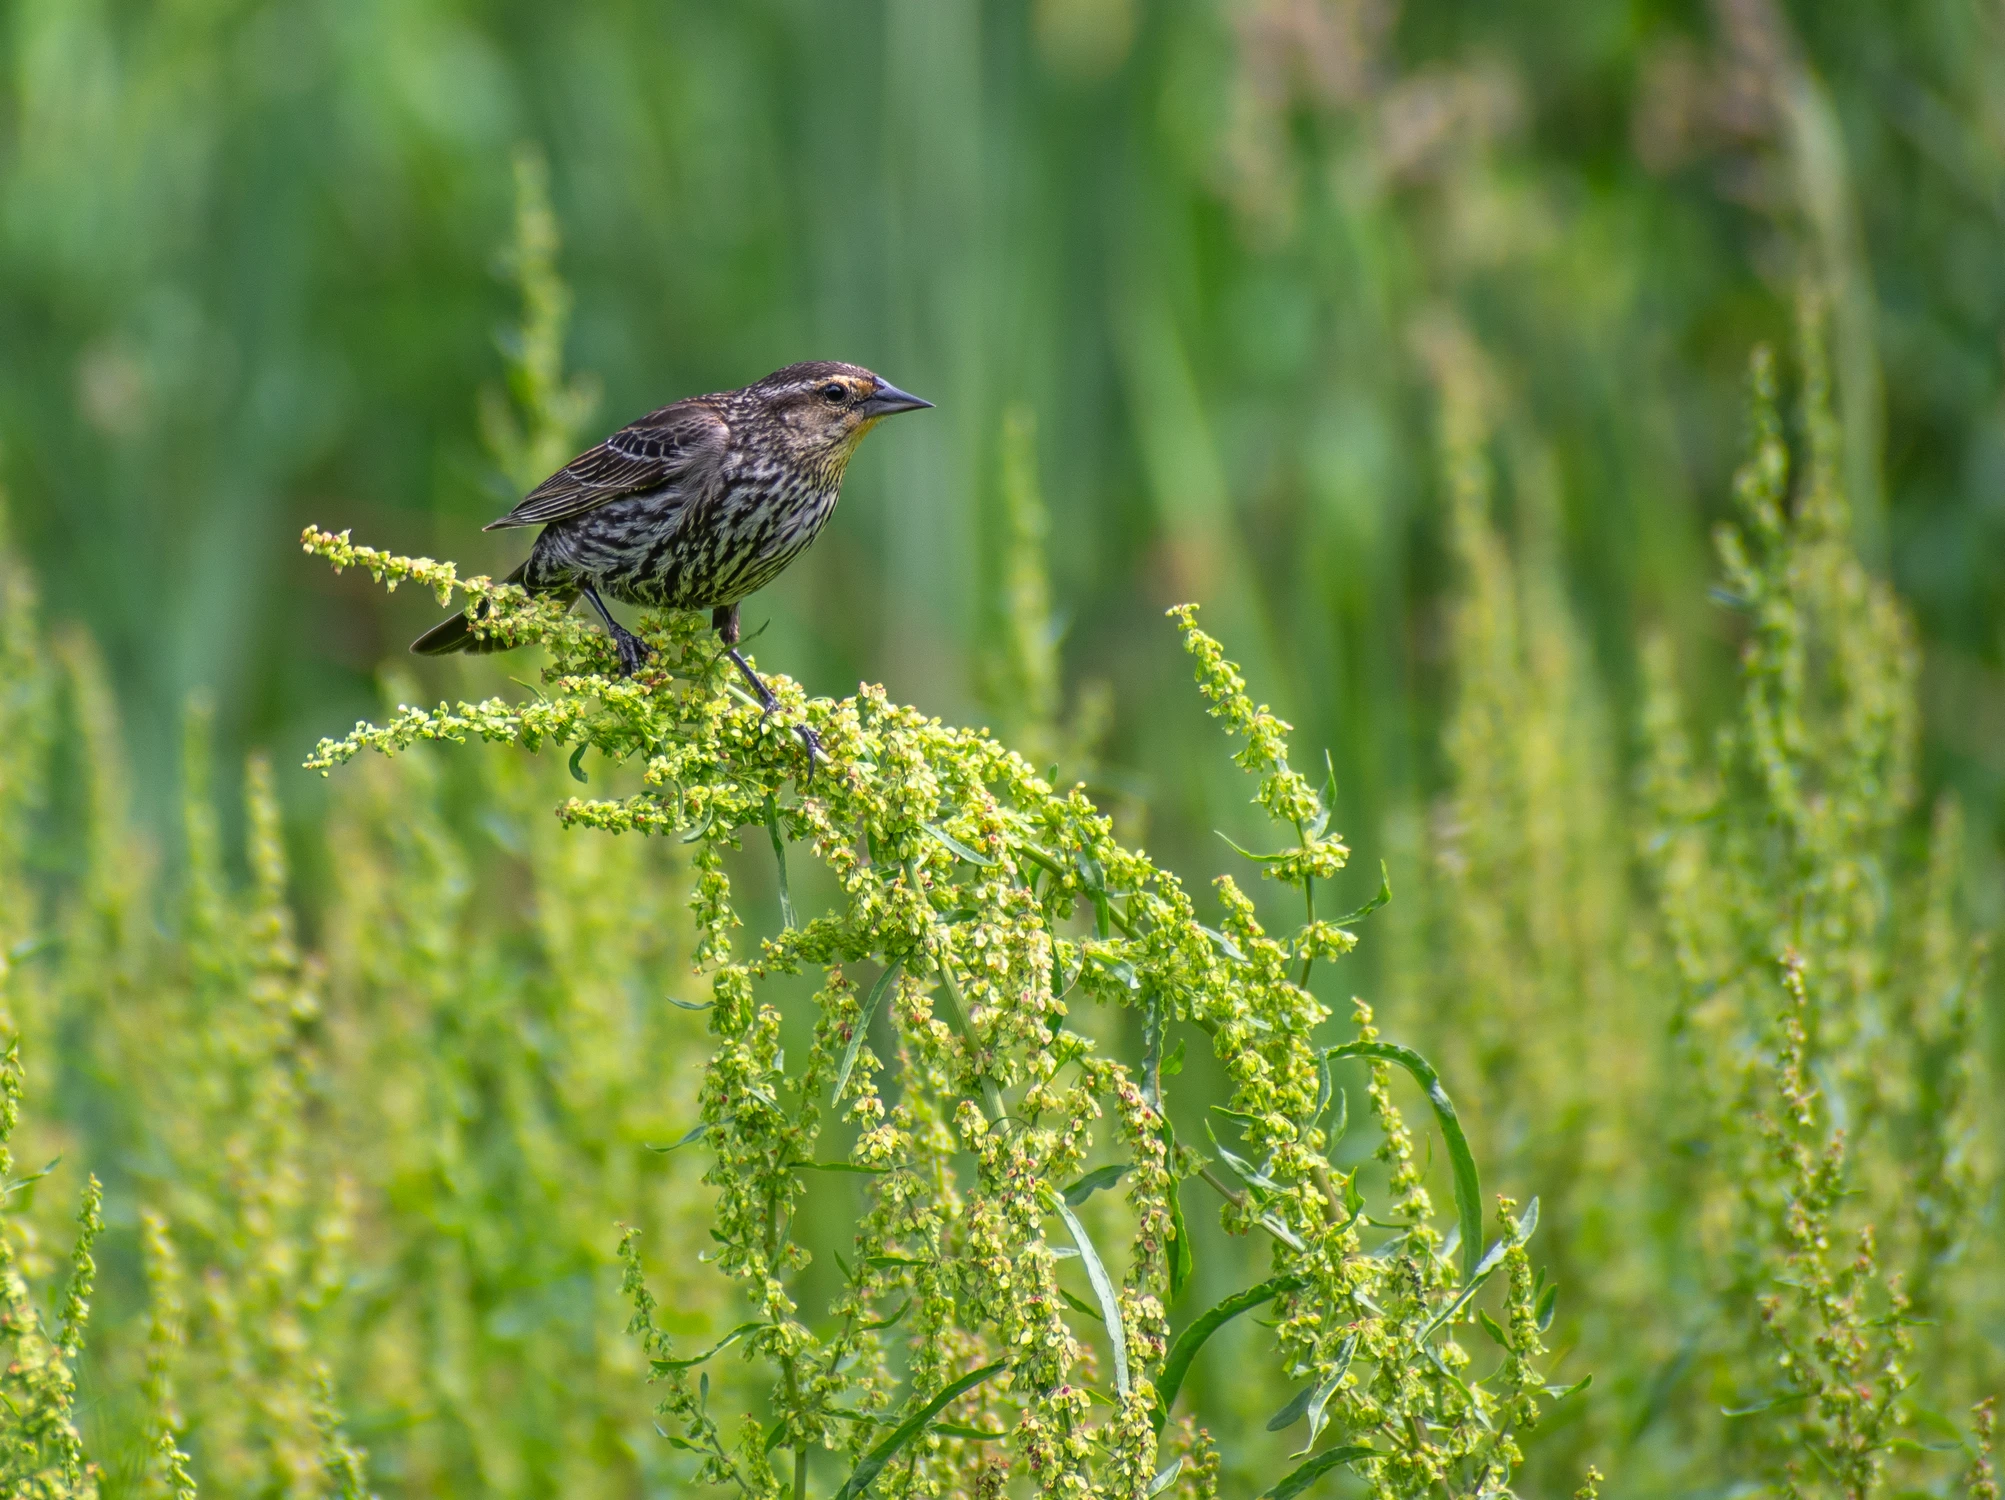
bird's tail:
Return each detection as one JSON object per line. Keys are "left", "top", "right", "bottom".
{"left": 411, "top": 561, "right": 549, "bottom": 656}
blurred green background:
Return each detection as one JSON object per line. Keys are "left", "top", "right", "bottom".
{"left": 4, "top": 0, "right": 2001, "bottom": 908}
{"left": 3, "top": 3, "right": 2005, "bottom": 1495}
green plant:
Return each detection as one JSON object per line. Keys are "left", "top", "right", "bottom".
{"left": 296, "top": 514, "right": 1588, "bottom": 1497}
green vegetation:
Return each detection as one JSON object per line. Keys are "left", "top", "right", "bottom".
{"left": 0, "top": 4, "right": 2000, "bottom": 1497}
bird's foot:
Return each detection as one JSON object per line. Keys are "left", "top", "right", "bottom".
{"left": 725, "top": 644, "right": 819, "bottom": 776}
{"left": 792, "top": 721, "right": 824, "bottom": 777}
{"left": 610, "top": 624, "right": 653, "bottom": 677}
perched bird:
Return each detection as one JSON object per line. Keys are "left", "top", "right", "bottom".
{"left": 413, "top": 360, "right": 932, "bottom": 756}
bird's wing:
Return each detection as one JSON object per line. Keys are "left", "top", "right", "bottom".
{"left": 484, "top": 403, "right": 730, "bottom": 530}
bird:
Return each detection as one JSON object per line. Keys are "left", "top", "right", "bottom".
{"left": 412, "top": 360, "right": 932, "bottom": 760}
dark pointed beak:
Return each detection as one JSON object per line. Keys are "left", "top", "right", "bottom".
{"left": 861, "top": 381, "right": 933, "bottom": 418}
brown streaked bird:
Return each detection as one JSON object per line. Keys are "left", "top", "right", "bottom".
{"left": 412, "top": 360, "right": 932, "bottom": 759}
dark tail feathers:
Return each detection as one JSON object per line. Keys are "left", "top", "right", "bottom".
{"left": 411, "top": 562, "right": 540, "bottom": 656}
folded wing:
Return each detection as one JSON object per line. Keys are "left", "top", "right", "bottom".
{"left": 484, "top": 402, "right": 730, "bottom": 530}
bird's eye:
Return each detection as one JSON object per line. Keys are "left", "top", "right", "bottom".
{"left": 819, "top": 381, "right": 848, "bottom": 406}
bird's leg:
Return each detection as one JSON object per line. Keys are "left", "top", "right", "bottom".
{"left": 582, "top": 584, "right": 651, "bottom": 676}
{"left": 712, "top": 603, "right": 821, "bottom": 773}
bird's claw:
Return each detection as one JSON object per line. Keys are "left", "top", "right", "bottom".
{"left": 611, "top": 627, "right": 653, "bottom": 677}
{"left": 794, "top": 721, "right": 824, "bottom": 777}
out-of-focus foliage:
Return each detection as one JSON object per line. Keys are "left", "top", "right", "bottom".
{"left": 0, "top": 2, "right": 2002, "bottom": 1497}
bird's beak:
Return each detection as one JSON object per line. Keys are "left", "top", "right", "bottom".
{"left": 861, "top": 381, "right": 934, "bottom": 418}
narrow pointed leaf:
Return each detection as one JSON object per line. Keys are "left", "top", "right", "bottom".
{"left": 1152, "top": 1275, "right": 1306, "bottom": 1432}
{"left": 650, "top": 1321, "right": 766, "bottom": 1373}
{"left": 1054, "top": 1195, "right": 1130, "bottom": 1397}
{"left": 1196, "top": 924, "right": 1246, "bottom": 961}
{"left": 831, "top": 1360, "right": 1008, "bottom": 1500}
{"left": 1167, "top": 1178, "right": 1194, "bottom": 1303}
{"left": 1266, "top": 1381, "right": 1319, "bottom": 1433}
{"left": 1062, "top": 1163, "right": 1133, "bottom": 1206}
{"left": 568, "top": 743, "right": 590, "bottom": 783}
{"left": 765, "top": 794, "right": 797, "bottom": 929}
{"left": 860, "top": 1299, "right": 911, "bottom": 1332}
{"left": 1331, "top": 862, "right": 1392, "bottom": 927}
{"left": 646, "top": 1122, "right": 711, "bottom": 1153}
{"left": 1216, "top": 832, "right": 1294, "bottom": 864}
{"left": 922, "top": 822, "right": 995, "bottom": 866}
{"left": 1295, "top": 1336, "right": 1357, "bottom": 1456}
{"left": 1262, "top": 1446, "right": 1378, "bottom": 1499}
{"left": 1059, "top": 1287, "right": 1105, "bottom": 1324}
{"left": 833, "top": 962, "right": 901, "bottom": 1104}
{"left": 1326, "top": 1040, "right": 1481, "bottom": 1281}
{"left": 1148, "top": 1458, "right": 1184, "bottom": 1497}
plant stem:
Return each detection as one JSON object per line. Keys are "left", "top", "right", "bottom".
{"left": 1295, "top": 818, "right": 1316, "bottom": 991}
{"left": 936, "top": 954, "right": 1007, "bottom": 1123}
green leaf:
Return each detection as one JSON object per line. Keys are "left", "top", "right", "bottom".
{"left": 1314, "top": 749, "right": 1339, "bottom": 835}
{"left": 860, "top": 1299, "right": 911, "bottom": 1332}
{"left": 1326, "top": 1039, "right": 1482, "bottom": 1282}
{"left": 1417, "top": 1237, "right": 1510, "bottom": 1343}
{"left": 1204, "top": 1120, "right": 1280, "bottom": 1194}
{"left": 1293, "top": 1336, "right": 1356, "bottom": 1456}
{"left": 679, "top": 805, "right": 717, "bottom": 844}
{"left": 866, "top": 1254, "right": 928, "bottom": 1268}
{"left": 665, "top": 996, "right": 713, "bottom": 1012}
{"left": 1147, "top": 1458, "right": 1184, "bottom": 1497}
{"left": 1053, "top": 1194, "right": 1130, "bottom": 1397}
{"left": 1151, "top": 1275, "right": 1306, "bottom": 1433}
{"left": 765, "top": 794, "right": 797, "bottom": 929}
{"left": 1722, "top": 1391, "right": 1811, "bottom": 1418}
{"left": 1167, "top": 1178, "right": 1194, "bottom": 1303}
{"left": 1196, "top": 924, "right": 1246, "bottom": 961}
{"left": 923, "top": 821, "right": 995, "bottom": 866}
{"left": 3, "top": 1156, "right": 61, "bottom": 1199}
{"left": 650, "top": 1321, "right": 766, "bottom": 1373}
{"left": 929, "top": 1423, "right": 1005, "bottom": 1441}
{"left": 833, "top": 962, "right": 902, "bottom": 1104}
{"left": 1059, "top": 1287, "right": 1105, "bottom": 1324}
{"left": 646, "top": 1122, "right": 711, "bottom": 1153}
{"left": 1209, "top": 1104, "right": 1268, "bottom": 1136}
{"left": 789, "top": 1161, "right": 892, "bottom": 1175}
{"left": 568, "top": 743, "right": 589, "bottom": 783}
{"left": 1266, "top": 1381, "right": 1319, "bottom": 1432}
{"left": 1330, "top": 862, "right": 1392, "bottom": 927}
{"left": 1516, "top": 1196, "right": 1540, "bottom": 1244}
{"left": 1535, "top": 1282, "right": 1558, "bottom": 1332}
{"left": 1161, "top": 1037, "right": 1186, "bottom": 1077}
{"left": 1216, "top": 832, "right": 1294, "bottom": 864}
{"left": 1261, "top": 1446, "right": 1378, "bottom": 1499}
{"left": 1545, "top": 1374, "right": 1593, "bottom": 1401}
{"left": 831, "top": 1360, "right": 1008, "bottom": 1500}
{"left": 1062, "top": 1163, "right": 1133, "bottom": 1206}
{"left": 1088, "top": 951, "right": 1139, "bottom": 990}
{"left": 1477, "top": 1309, "right": 1509, "bottom": 1347}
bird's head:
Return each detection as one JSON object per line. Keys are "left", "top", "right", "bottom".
{"left": 742, "top": 361, "right": 933, "bottom": 466}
